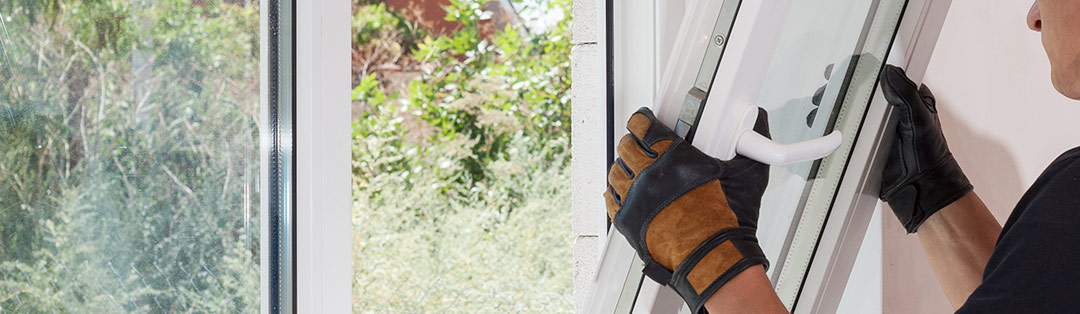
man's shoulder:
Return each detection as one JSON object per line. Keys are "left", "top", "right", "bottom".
{"left": 1050, "top": 146, "right": 1080, "bottom": 167}
{"left": 1006, "top": 146, "right": 1080, "bottom": 223}
{"left": 1037, "top": 146, "right": 1080, "bottom": 184}
{"left": 960, "top": 147, "right": 1080, "bottom": 313}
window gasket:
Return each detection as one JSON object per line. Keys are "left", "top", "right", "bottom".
{"left": 262, "top": 0, "right": 296, "bottom": 312}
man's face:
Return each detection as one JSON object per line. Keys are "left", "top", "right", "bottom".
{"left": 1028, "top": 0, "right": 1080, "bottom": 99}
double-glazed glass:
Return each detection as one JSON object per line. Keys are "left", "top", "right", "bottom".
{"left": 0, "top": 1, "right": 263, "bottom": 311}
{"left": 613, "top": 0, "right": 908, "bottom": 310}
{"left": 750, "top": 0, "right": 907, "bottom": 306}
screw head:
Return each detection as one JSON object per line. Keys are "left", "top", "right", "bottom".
{"left": 714, "top": 35, "right": 725, "bottom": 46}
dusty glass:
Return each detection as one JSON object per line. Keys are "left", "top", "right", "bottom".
{"left": 0, "top": 1, "right": 261, "bottom": 312}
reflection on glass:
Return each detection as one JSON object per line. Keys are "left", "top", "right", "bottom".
{"left": 350, "top": 1, "right": 573, "bottom": 312}
{"left": 616, "top": 0, "right": 908, "bottom": 311}
{"left": 0, "top": 1, "right": 260, "bottom": 312}
{"left": 749, "top": 0, "right": 906, "bottom": 305}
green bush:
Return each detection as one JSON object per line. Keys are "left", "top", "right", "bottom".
{"left": 351, "top": 0, "right": 574, "bottom": 312}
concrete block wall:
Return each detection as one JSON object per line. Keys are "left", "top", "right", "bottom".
{"left": 570, "top": 0, "right": 606, "bottom": 312}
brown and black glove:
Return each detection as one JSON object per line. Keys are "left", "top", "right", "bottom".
{"left": 879, "top": 65, "right": 973, "bottom": 233}
{"left": 605, "top": 107, "right": 770, "bottom": 313}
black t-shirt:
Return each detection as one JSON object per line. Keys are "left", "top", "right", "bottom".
{"left": 957, "top": 147, "right": 1080, "bottom": 313}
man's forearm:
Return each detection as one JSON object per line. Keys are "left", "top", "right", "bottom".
{"left": 916, "top": 191, "right": 1001, "bottom": 308}
{"left": 703, "top": 266, "right": 788, "bottom": 314}
{"left": 701, "top": 192, "right": 999, "bottom": 312}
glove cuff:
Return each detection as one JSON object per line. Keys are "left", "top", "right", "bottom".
{"left": 668, "top": 228, "right": 768, "bottom": 314}
{"left": 885, "top": 154, "right": 973, "bottom": 233}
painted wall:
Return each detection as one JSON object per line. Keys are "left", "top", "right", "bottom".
{"left": 883, "top": 0, "right": 1080, "bottom": 312}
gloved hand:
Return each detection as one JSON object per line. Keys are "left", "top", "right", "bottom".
{"left": 605, "top": 107, "right": 771, "bottom": 313}
{"left": 879, "top": 65, "right": 973, "bottom": 233}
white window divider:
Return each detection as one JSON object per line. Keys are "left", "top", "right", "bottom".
{"left": 295, "top": 0, "right": 352, "bottom": 312}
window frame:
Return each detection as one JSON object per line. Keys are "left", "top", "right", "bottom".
{"left": 584, "top": 0, "right": 953, "bottom": 312}
{"left": 794, "top": 0, "right": 952, "bottom": 312}
{"left": 260, "top": 0, "right": 352, "bottom": 312}
{"left": 293, "top": 0, "right": 353, "bottom": 312}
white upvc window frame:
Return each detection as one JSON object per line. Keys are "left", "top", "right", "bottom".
{"left": 795, "top": 0, "right": 952, "bottom": 312}
{"left": 294, "top": 0, "right": 353, "bottom": 312}
{"left": 582, "top": 0, "right": 952, "bottom": 313}
{"left": 260, "top": 0, "right": 352, "bottom": 312}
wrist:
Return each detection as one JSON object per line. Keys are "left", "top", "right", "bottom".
{"left": 884, "top": 154, "right": 973, "bottom": 233}
{"left": 667, "top": 228, "right": 768, "bottom": 313}
{"left": 704, "top": 265, "right": 788, "bottom": 314}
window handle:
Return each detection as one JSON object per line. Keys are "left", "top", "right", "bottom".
{"left": 737, "top": 128, "right": 843, "bottom": 166}
{"left": 711, "top": 100, "right": 843, "bottom": 166}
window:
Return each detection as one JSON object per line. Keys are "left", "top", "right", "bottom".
{"left": 588, "top": 0, "right": 952, "bottom": 312}
{"left": 0, "top": 1, "right": 263, "bottom": 311}
{"left": 349, "top": 0, "right": 573, "bottom": 312}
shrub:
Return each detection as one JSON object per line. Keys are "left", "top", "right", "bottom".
{"left": 351, "top": 0, "right": 574, "bottom": 312}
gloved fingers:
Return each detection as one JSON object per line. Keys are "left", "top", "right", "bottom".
{"left": 728, "top": 108, "right": 772, "bottom": 170}
{"left": 625, "top": 107, "right": 680, "bottom": 157}
{"left": 604, "top": 186, "right": 621, "bottom": 220}
{"left": 626, "top": 110, "right": 654, "bottom": 142}
{"left": 752, "top": 107, "right": 772, "bottom": 140}
{"left": 918, "top": 84, "right": 937, "bottom": 112}
{"left": 719, "top": 110, "right": 771, "bottom": 226}
{"left": 616, "top": 133, "right": 675, "bottom": 174}
{"left": 607, "top": 158, "right": 634, "bottom": 203}
{"left": 880, "top": 65, "right": 924, "bottom": 113}
{"left": 880, "top": 65, "right": 941, "bottom": 130}
{"left": 885, "top": 65, "right": 946, "bottom": 131}
{"left": 617, "top": 134, "right": 651, "bottom": 173}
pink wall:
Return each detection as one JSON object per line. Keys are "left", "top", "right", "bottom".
{"left": 883, "top": 1, "right": 1080, "bottom": 312}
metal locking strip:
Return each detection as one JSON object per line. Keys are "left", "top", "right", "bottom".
{"left": 673, "top": 0, "right": 743, "bottom": 143}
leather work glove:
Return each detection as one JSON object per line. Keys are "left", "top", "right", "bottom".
{"left": 879, "top": 65, "right": 973, "bottom": 233}
{"left": 605, "top": 107, "right": 770, "bottom": 313}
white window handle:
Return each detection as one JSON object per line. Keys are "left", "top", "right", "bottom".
{"left": 737, "top": 129, "right": 843, "bottom": 166}
{"left": 710, "top": 100, "right": 843, "bottom": 166}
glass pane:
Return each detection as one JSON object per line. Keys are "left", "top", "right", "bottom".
{"left": 350, "top": 0, "right": 573, "bottom": 312}
{"left": 614, "top": 0, "right": 908, "bottom": 310}
{"left": 0, "top": 1, "right": 261, "bottom": 312}
{"left": 751, "top": 0, "right": 906, "bottom": 304}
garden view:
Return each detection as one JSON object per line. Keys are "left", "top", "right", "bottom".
{"left": 0, "top": 0, "right": 572, "bottom": 312}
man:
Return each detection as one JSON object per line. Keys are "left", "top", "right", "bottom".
{"left": 604, "top": 1, "right": 1080, "bottom": 313}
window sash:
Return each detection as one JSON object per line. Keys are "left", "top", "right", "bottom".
{"left": 587, "top": 0, "right": 952, "bottom": 312}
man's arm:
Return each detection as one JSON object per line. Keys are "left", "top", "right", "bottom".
{"left": 698, "top": 193, "right": 1002, "bottom": 313}
{"left": 877, "top": 66, "right": 1003, "bottom": 309}
{"left": 698, "top": 193, "right": 1001, "bottom": 314}
{"left": 704, "top": 266, "right": 788, "bottom": 314}
{"left": 916, "top": 191, "right": 1001, "bottom": 308}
